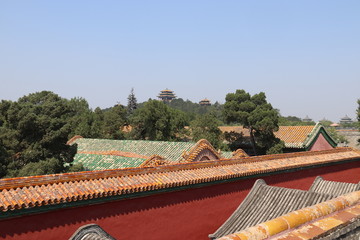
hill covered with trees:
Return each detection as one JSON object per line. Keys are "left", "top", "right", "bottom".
{"left": 1, "top": 90, "right": 355, "bottom": 178}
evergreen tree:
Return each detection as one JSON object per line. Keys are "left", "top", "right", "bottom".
{"left": 223, "top": 89, "right": 284, "bottom": 155}
{"left": 127, "top": 88, "right": 138, "bottom": 116}
{"left": 129, "top": 100, "right": 188, "bottom": 141}
{"left": 0, "top": 91, "right": 86, "bottom": 178}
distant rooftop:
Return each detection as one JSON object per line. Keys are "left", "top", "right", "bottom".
{"left": 157, "top": 88, "right": 176, "bottom": 102}
{"left": 199, "top": 98, "right": 211, "bottom": 106}
{"left": 302, "top": 115, "right": 313, "bottom": 122}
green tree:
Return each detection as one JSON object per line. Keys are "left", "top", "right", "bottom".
{"left": 102, "top": 104, "right": 127, "bottom": 139}
{"left": 129, "top": 100, "right": 188, "bottom": 141}
{"left": 127, "top": 88, "right": 138, "bottom": 117}
{"left": 279, "top": 115, "right": 316, "bottom": 126}
{"left": 223, "top": 90, "right": 283, "bottom": 155}
{"left": 190, "top": 114, "right": 225, "bottom": 149}
{"left": 0, "top": 91, "right": 85, "bottom": 178}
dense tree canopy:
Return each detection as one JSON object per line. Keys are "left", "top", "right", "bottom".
{"left": 167, "top": 98, "right": 224, "bottom": 123}
{"left": 190, "top": 114, "right": 227, "bottom": 150}
{"left": 279, "top": 115, "right": 316, "bottom": 126}
{"left": 129, "top": 100, "right": 188, "bottom": 141}
{"left": 0, "top": 91, "right": 133, "bottom": 178}
{"left": 0, "top": 91, "right": 83, "bottom": 177}
{"left": 223, "top": 89, "right": 284, "bottom": 155}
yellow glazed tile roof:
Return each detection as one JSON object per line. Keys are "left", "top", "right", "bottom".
{"left": 274, "top": 125, "right": 314, "bottom": 147}
{"left": 219, "top": 123, "right": 336, "bottom": 149}
{"left": 0, "top": 148, "right": 359, "bottom": 214}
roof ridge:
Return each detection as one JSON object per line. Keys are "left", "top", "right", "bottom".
{"left": 0, "top": 147, "right": 356, "bottom": 190}
{"left": 0, "top": 148, "right": 359, "bottom": 213}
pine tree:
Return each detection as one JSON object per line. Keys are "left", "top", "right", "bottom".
{"left": 127, "top": 88, "right": 138, "bottom": 116}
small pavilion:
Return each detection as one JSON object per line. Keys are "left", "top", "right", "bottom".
{"left": 157, "top": 89, "right": 176, "bottom": 102}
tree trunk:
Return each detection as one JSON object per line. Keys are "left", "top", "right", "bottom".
{"left": 249, "top": 127, "right": 257, "bottom": 155}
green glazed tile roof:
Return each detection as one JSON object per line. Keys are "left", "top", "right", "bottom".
{"left": 71, "top": 138, "right": 232, "bottom": 171}
{"left": 73, "top": 153, "right": 146, "bottom": 171}
{"left": 73, "top": 138, "right": 197, "bottom": 162}
{"left": 221, "top": 151, "right": 234, "bottom": 158}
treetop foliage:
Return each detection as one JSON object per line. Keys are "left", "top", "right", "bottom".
{"left": 223, "top": 89, "right": 283, "bottom": 155}
{"left": 128, "top": 100, "right": 188, "bottom": 141}
{"left": 4, "top": 89, "right": 350, "bottom": 178}
{"left": 127, "top": 88, "right": 138, "bottom": 116}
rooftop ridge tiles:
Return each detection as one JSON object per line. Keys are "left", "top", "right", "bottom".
{"left": 217, "top": 190, "right": 360, "bottom": 240}
{"left": 0, "top": 147, "right": 356, "bottom": 191}
{"left": 0, "top": 148, "right": 359, "bottom": 213}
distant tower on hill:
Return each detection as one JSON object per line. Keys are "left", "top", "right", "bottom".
{"left": 158, "top": 89, "right": 176, "bottom": 102}
{"left": 199, "top": 98, "right": 211, "bottom": 106}
{"left": 302, "top": 115, "right": 313, "bottom": 122}
{"left": 339, "top": 115, "right": 353, "bottom": 124}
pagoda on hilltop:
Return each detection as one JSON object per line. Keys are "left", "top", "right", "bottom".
{"left": 199, "top": 98, "right": 211, "bottom": 106}
{"left": 339, "top": 115, "right": 353, "bottom": 124}
{"left": 158, "top": 89, "right": 176, "bottom": 102}
{"left": 302, "top": 115, "right": 313, "bottom": 122}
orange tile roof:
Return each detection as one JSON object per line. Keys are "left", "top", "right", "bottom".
{"left": 219, "top": 123, "right": 336, "bottom": 149}
{"left": 274, "top": 125, "right": 314, "bottom": 147}
{"left": 219, "top": 126, "right": 250, "bottom": 137}
{"left": 217, "top": 190, "right": 360, "bottom": 240}
{"left": 0, "top": 148, "right": 359, "bottom": 214}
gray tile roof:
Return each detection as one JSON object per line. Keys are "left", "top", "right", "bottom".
{"left": 309, "top": 176, "right": 360, "bottom": 196}
{"left": 69, "top": 224, "right": 115, "bottom": 240}
{"left": 209, "top": 177, "right": 359, "bottom": 240}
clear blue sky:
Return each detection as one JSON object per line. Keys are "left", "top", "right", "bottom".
{"left": 1, "top": 1, "right": 359, "bottom": 122}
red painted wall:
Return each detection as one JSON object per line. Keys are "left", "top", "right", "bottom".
{"left": 310, "top": 134, "right": 334, "bottom": 151}
{"left": 0, "top": 161, "right": 359, "bottom": 240}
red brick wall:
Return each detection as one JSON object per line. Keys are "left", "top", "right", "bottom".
{"left": 310, "top": 133, "right": 334, "bottom": 151}
{"left": 0, "top": 161, "right": 359, "bottom": 240}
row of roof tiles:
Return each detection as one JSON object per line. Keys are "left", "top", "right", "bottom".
{"left": 71, "top": 138, "right": 232, "bottom": 170}
{"left": 0, "top": 147, "right": 359, "bottom": 214}
{"left": 217, "top": 190, "right": 360, "bottom": 240}
{"left": 210, "top": 177, "right": 360, "bottom": 239}
{"left": 219, "top": 123, "right": 337, "bottom": 149}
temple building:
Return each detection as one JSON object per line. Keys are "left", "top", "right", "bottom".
{"left": 199, "top": 98, "right": 211, "bottom": 106}
{"left": 157, "top": 88, "right": 176, "bottom": 102}
{"left": 302, "top": 115, "right": 313, "bottom": 122}
{"left": 340, "top": 115, "right": 353, "bottom": 125}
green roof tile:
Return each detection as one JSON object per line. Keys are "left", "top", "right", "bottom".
{"left": 73, "top": 139, "right": 196, "bottom": 162}
{"left": 73, "top": 153, "right": 146, "bottom": 171}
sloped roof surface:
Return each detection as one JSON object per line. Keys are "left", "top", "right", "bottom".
{"left": 211, "top": 176, "right": 360, "bottom": 239}
{"left": 219, "top": 123, "right": 336, "bottom": 149}
{"left": 309, "top": 176, "right": 360, "bottom": 196}
{"left": 274, "top": 125, "right": 315, "bottom": 148}
{"left": 71, "top": 139, "right": 227, "bottom": 170}
{"left": 218, "top": 191, "right": 360, "bottom": 240}
{"left": 0, "top": 148, "right": 359, "bottom": 215}
{"left": 73, "top": 138, "right": 195, "bottom": 162}
{"left": 69, "top": 224, "right": 115, "bottom": 240}
{"left": 209, "top": 179, "right": 334, "bottom": 239}
{"left": 220, "top": 151, "right": 234, "bottom": 158}
{"left": 73, "top": 153, "right": 147, "bottom": 171}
